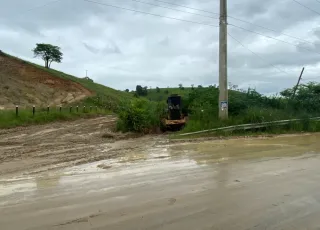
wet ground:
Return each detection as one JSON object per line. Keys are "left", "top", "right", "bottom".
{"left": 1, "top": 118, "right": 320, "bottom": 229}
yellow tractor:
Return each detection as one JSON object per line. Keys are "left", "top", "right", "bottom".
{"left": 162, "top": 94, "right": 186, "bottom": 130}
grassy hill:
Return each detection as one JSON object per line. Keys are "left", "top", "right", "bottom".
{"left": 0, "top": 51, "right": 131, "bottom": 110}
{"left": 0, "top": 51, "right": 132, "bottom": 128}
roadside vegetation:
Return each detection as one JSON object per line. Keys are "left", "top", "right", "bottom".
{"left": 181, "top": 82, "right": 320, "bottom": 135}
{"left": 116, "top": 98, "right": 166, "bottom": 133}
{"left": 117, "top": 82, "right": 320, "bottom": 135}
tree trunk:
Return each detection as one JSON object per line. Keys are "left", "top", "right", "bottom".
{"left": 49, "top": 60, "right": 53, "bottom": 68}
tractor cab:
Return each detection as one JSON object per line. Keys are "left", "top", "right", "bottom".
{"left": 163, "top": 94, "right": 186, "bottom": 130}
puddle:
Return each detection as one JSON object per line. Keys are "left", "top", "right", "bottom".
{"left": 0, "top": 181, "right": 36, "bottom": 197}
{"left": 170, "top": 134, "right": 320, "bottom": 164}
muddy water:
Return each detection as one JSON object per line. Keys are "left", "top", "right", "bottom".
{"left": 1, "top": 134, "right": 320, "bottom": 229}
{"left": 170, "top": 134, "right": 320, "bottom": 163}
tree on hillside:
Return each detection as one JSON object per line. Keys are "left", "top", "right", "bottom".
{"left": 156, "top": 87, "right": 160, "bottom": 93}
{"left": 198, "top": 85, "right": 203, "bottom": 88}
{"left": 125, "top": 89, "right": 129, "bottom": 93}
{"left": 136, "top": 85, "right": 148, "bottom": 96}
{"left": 33, "top": 43, "right": 63, "bottom": 68}
{"left": 136, "top": 85, "right": 143, "bottom": 96}
{"left": 191, "top": 84, "right": 194, "bottom": 90}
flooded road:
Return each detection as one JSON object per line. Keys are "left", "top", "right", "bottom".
{"left": 1, "top": 126, "right": 320, "bottom": 229}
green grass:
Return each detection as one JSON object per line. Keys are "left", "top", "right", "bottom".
{"left": 171, "top": 120, "right": 320, "bottom": 139}
{"left": 0, "top": 107, "right": 112, "bottom": 129}
{"left": 181, "top": 107, "right": 298, "bottom": 133}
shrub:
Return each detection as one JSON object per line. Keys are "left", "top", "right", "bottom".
{"left": 116, "top": 98, "right": 166, "bottom": 133}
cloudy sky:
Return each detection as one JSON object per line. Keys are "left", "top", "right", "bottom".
{"left": 1, "top": 0, "right": 320, "bottom": 94}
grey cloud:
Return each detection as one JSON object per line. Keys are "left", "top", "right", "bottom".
{"left": 83, "top": 42, "right": 100, "bottom": 53}
{"left": 2, "top": 0, "right": 320, "bottom": 94}
{"left": 158, "top": 36, "right": 169, "bottom": 46}
{"left": 83, "top": 41, "right": 121, "bottom": 54}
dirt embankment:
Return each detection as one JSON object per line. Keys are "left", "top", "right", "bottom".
{"left": 0, "top": 116, "right": 155, "bottom": 177}
{"left": 0, "top": 52, "right": 92, "bottom": 109}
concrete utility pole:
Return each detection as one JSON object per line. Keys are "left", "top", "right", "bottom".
{"left": 86, "top": 70, "right": 88, "bottom": 77}
{"left": 219, "top": 0, "right": 228, "bottom": 119}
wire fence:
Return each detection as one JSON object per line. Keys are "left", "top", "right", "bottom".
{"left": 10, "top": 105, "right": 110, "bottom": 117}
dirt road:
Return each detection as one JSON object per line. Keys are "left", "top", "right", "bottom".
{"left": 1, "top": 119, "right": 320, "bottom": 229}
{"left": 0, "top": 116, "right": 152, "bottom": 177}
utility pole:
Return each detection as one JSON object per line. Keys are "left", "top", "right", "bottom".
{"left": 292, "top": 67, "right": 305, "bottom": 99}
{"left": 219, "top": 0, "right": 228, "bottom": 119}
{"left": 86, "top": 70, "right": 88, "bottom": 78}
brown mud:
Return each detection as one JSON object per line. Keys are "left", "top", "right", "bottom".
{"left": 1, "top": 118, "right": 320, "bottom": 229}
{"left": 0, "top": 116, "right": 153, "bottom": 177}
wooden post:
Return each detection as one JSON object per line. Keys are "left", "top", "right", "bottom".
{"left": 47, "top": 106, "right": 50, "bottom": 114}
{"left": 16, "top": 106, "right": 18, "bottom": 117}
{"left": 83, "top": 106, "right": 86, "bottom": 113}
{"left": 70, "top": 106, "right": 72, "bottom": 113}
{"left": 33, "top": 105, "right": 35, "bottom": 116}
{"left": 292, "top": 67, "right": 305, "bottom": 99}
{"left": 76, "top": 106, "right": 78, "bottom": 112}
{"left": 59, "top": 106, "right": 62, "bottom": 112}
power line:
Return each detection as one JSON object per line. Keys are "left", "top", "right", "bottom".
{"left": 229, "top": 24, "right": 320, "bottom": 55}
{"left": 228, "top": 32, "right": 290, "bottom": 75}
{"left": 131, "top": 0, "right": 219, "bottom": 20}
{"left": 292, "top": 0, "right": 320, "bottom": 16}
{"left": 83, "top": 0, "right": 219, "bottom": 27}
{"left": 154, "top": 0, "right": 220, "bottom": 16}
{"left": 84, "top": 0, "right": 319, "bottom": 55}
{"left": 228, "top": 18, "right": 313, "bottom": 45}
{"left": 19, "top": 0, "right": 63, "bottom": 15}
{"left": 153, "top": 0, "right": 313, "bottom": 44}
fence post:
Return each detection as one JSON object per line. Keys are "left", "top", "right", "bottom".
{"left": 70, "top": 106, "right": 72, "bottom": 113}
{"left": 59, "top": 106, "right": 62, "bottom": 112}
{"left": 83, "top": 106, "right": 86, "bottom": 113}
{"left": 47, "top": 106, "right": 49, "bottom": 114}
{"left": 76, "top": 106, "right": 78, "bottom": 113}
{"left": 90, "top": 106, "right": 92, "bottom": 112}
{"left": 16, "top": 105, "right": 18, "bottom": 117}
{"left": 33, "top": 105, "right": 35, "bottom": 116}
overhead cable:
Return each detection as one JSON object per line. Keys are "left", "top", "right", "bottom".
{"left": 83, "top": 0, "right": 219, "bottom": 27}
{"left": 153, "top": 0, "right": 313, "bottom": 44}
{"left": 228, "top": 32, "right": 291, "bottom": 75}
